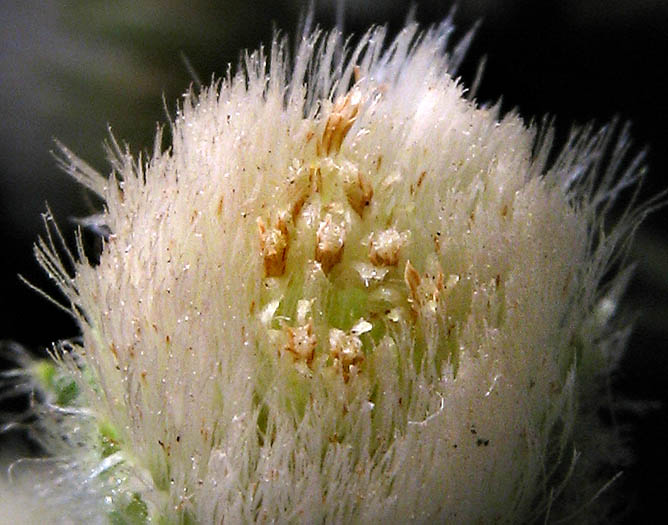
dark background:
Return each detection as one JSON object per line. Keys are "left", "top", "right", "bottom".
{"left": 1, "top": 1, "right": 666, "bottom": 522}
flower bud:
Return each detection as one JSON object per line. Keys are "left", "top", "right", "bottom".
{"left": 14, "top": 19, "right": 654, "bottom": 524}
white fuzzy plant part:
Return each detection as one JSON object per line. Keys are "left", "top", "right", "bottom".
{"left": 10, "top": 19, "right": 655, "bottom": 524}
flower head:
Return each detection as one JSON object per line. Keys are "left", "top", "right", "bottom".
{"left": 13, "top": 18, "right": 652, "bottom": 523}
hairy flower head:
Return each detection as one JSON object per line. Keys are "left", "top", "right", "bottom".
{"left": 13, "top": 19, "right": 652, "bottom": 524}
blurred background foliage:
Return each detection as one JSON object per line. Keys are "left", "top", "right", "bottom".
{"left": 1, "top": 1, "right": 666, "bottom": 522}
